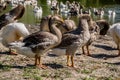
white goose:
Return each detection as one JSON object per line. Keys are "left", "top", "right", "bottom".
{"left": 0, "top": 22, "right": 30, "bottom": 54}
{"left": 33, "top": 6, "right": 43, "bottom": 21}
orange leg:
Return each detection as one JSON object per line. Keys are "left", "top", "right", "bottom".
{"left": 66, "top": 54, "right": 74, "bottom": 67}
{"left": 9, "top": 48, "right": 18, "bottom": 55}
{"left": 35, "top": 55, "right": 38, "bottom": 66}
{"left": 67, "top": 55, "right": 71, "bottom": 66}
{"left": 35, "top": 55, "right": 47, "bottom": 69}
{"left": 86, "top": 45, "right": 90, "bottom": 56}
{"left": 82, "top": 46, "right": 85, "bottom": 54}
{"left": 71, "top": 55, "right": 74, "bottom": 67}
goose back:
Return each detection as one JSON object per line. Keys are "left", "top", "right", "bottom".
{"left": 56, "top": 14, "right": 91, "bottom": 48}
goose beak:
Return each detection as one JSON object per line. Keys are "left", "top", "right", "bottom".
{"left": 60, "top": 19, "right": 64, "bottom": 23}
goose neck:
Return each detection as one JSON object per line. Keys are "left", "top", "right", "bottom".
{"left": 50, "top": 24, "right": 62, "bottom": 43}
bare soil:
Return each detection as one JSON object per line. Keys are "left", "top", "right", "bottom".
{"left": 0, "top": 24, "right": 120, "bottom": 80}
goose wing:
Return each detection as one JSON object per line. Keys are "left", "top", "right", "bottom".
{"left": 56, "top": 33, "right": 79, "bottom": 48}
{"left": 23, "top": 31, "right": 58, "bottom": 52}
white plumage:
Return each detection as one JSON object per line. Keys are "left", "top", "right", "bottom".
{"left": 33, "top": 6, "right": 43, "bottom": 20}
{"left": 0, "top": 22, "right": 30, "bottom": 47}
{"left": 109, "top": 23, "right": 120, "bottom": 55}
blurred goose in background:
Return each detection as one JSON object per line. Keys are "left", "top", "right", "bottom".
{"left": 31, "top": 0, "right": 37, "bottom": 7}
{"left": 0, "top": 1, "right": 7, "bottom": 12}
{"left": 47, "top": 0, "right": 51, "bottom": 6}
{"left": 79, "top": 8, "right": 91, "bottom": 16}
{"left": 108, "top": 10, "right": 116, "bottom": 23}
{"left": 33, "top": 6, "right": 43, "bottom": 21}
{"left": 0, "top": 4, "right": 25, "bottom": 29}
{"left": 8, "top": 15, "right": 73, "bottom": 69}
{"left": 51, "top": 0, "right": 58, "bottom": 10}
{"left": 93, "top": 8, "right": 104, "bottom": 19}
{"left": 59, "top": 1, "right": 70, "bottom": 17}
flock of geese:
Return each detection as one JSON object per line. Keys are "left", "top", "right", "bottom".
{"left": 0, "top": 0, "right": 119, "bottom": 69}
{"left": 47, "top": 0, "right": 116, "bottom": 21}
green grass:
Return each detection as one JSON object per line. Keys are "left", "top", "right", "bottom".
{"left": 81, "top": 69, "right": 92, "bottom": 74}
{"left": 23, "top": 66, "right": 42, "bottom": 80}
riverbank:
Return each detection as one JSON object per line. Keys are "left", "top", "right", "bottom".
{"left": 0, "top": 24, "right": 120, "bottom": 80}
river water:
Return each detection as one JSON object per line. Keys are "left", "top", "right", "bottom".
{"left": 1, "top": 0, "right": 120, "bottom": 25}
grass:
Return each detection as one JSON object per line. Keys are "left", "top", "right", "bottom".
{"left": 81, "top": 69, "right": 92, "bottom": 74}
{"left": 0, "top": 65, "right": 11, "bottom": 71}
{"left": 23, "top": 66, "right": 42, "bottom": 80}
{"left": 83, "top": 77, "right": 96, "bottom": 80}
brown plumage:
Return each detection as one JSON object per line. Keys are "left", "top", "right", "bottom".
{"left": 0, "top": 4, "right": 25, "bottom": 29}
{"left": 9, "top": 15, "right": 70, "bottom": 69}
{"left": 82, "top": 19, "right": 110, "bottom": 56}
{"left": 96, "top": 19, "right": 110, "bottom": 35}
{"left": 40, "top": 15, "right": 76, "bottom": 33}
{"left": 53, "top": 14, "right": 92, "bottom": 67}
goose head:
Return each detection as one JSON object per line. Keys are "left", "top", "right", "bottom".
{"left": 96, "top": 20, "right": 110, "bottom": 35}
{"left": 78, "top": 14, "right": 92, "bottom": 30}
{"left": 49, "top": 15, "right": 64, "bottom": 25}
{"left": 50, "top": 15, "right": 77, "bottom": 34}
{"left": 40, "top": 15, "right": 76, "bottom": 34}
{"left": 0, "top": 4, "right": 25, "bottom": 29}
{"left": 10, "top": 4, "right": 25, "bottom": 20}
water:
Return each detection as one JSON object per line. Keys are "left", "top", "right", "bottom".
{"left": 1, "top": 0, "right": 120, "bottom": 25}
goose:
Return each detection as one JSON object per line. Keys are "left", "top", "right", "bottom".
{"left": 0, "top": 1, "right": 7, "bottom": 12}
{"left": 50, "top": 14, "right": 92, "bottom": 67}
{"left": 0, "top": 4, "right": 25, "bottom": 29}
{"left": 40, "top": 15, "right": 76, "bottom": 33}
{"left": 93, "top": 8, "right": 104, "bottom": 19}
{"left": 47, "top": 0, "right": 51, "bottom": 6}
{"left": 8, "top": 15, "right": 71, "bottom": 69}
{"left": 40, "top": 15, "right": 52, "bottom": 32}
{"left": 96, "top": 19, "right": 110, "bottom": 35}
{"left": 33, "top": 6, "right": 43, "bottom": 21}
{"left": 109, "top": 10, "right": 116, "bottom": 24}
{"left": 51, "top": 0, "right": 58, "bottom": 10}
{"left": 109, "top": 23, "right": 120, "bottom": 56}
{"left": 0, "top": 22, "right": 30, "bottom": 55}
{"left": 0, "top": 0, "right": 5, "bottom": 3}
{"left": 82, "top": 19, "right": 110, "bottom": 56}
{"left": 31, "top": 0, "right": 37, "bottom": 7}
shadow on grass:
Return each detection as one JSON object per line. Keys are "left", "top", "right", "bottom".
{"left": 47, "top": 53, "right": 58, "bottom": 57}
{"left": 0, "top": 64, "right": 25, "bottom": 70}
{"left": 0, "top": 63, "right": 64, "bottom": 70}
{"left": 0, "top": 51, "right": 17, "bottom": 55}
{"left": 104, "top": 62, "right": 120, "bottom": 65}
{"left": 90, "top": 53, "right": 119, "bottom": 59}
{"left": 93, "top": 44, "right": 117, "bottom": 50}
{"left": 44, "top": 63, "right": 64, "bottom": 69}
{"left": 0, "top": 51, "right": 9, "bottom": 55}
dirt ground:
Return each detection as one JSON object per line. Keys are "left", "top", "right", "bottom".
{"left": 0, "top": 24, "right": 120, "bottom": 80}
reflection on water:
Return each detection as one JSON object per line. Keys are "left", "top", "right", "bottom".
{"left": 0, "top": 0, "right": 120, "bottom": 25}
